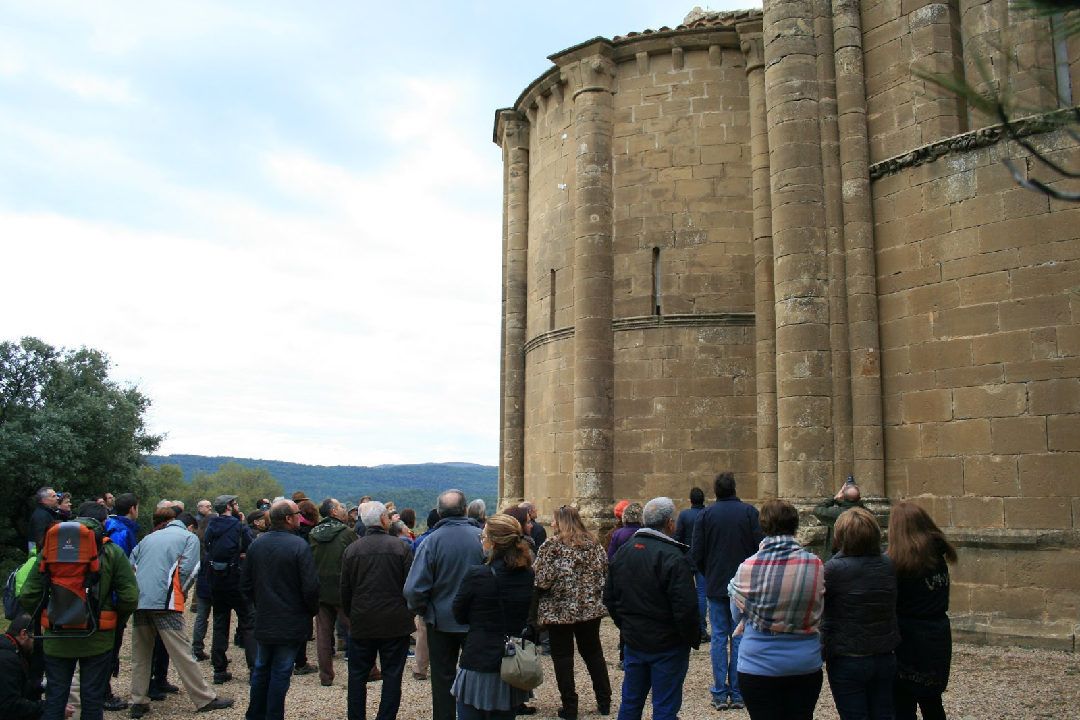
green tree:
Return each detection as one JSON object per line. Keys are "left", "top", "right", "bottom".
{"left": 0, "top": 337, "right": 162, "bottom": 549}
{"left": 186, "top": 462, "right": 283, "bottom": 516}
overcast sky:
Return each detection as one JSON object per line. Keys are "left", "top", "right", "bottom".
{"left": 1, "top": 0, "right": 758, "bottom": 467}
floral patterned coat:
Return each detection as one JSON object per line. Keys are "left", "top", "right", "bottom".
{"left": 533, "top": 538, "right": 608, "bottom": 625}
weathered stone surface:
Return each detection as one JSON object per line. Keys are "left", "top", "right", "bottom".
{"left": 497, "top": 5, "right": 1080, "bottom": 650}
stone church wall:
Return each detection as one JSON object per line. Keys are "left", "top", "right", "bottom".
{"left": 873, "top": 128, "right": 1080, "bottom": 648}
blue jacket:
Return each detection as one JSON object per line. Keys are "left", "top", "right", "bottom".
{"left": 104, "top": 515, "right": 139, "bottom": 556}
{"left": 673, "top": 505, "right": 705, "bottom": 549}
{"left": 690, "top": 496, "right": 763, "bottom": 599}
{"left": 403, "top": 516, "right": 483, "bottom": 632}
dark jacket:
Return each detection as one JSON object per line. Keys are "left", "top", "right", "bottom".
{"left": 104, "top": 515, "right": 139, "bottom": 556}
{"left": 0, "top": 633, "right": 42, "bottom": 720}
{"left": 690, "top": 496, "right": 763, "bottom": 598}
{"left": 203, "top": 515, "right": 253, "bottom": 587}
{"left": 340, "top": 526, "right": 413, "bottom": 639}
{"left": 673, "top": 505, "right": 704, "bottom": 548}
{"left": 529, "top": 521, "right": 547, "bottom": 549}
{"left": 27, "top": 505, "right": 59, "bottom": 550}
{"left": 606, "top": 523, "right": 641, "bottom": 561}
{"left": 895, "top": 552, "right": 952, "bottom": 692}
{"left": 822, "top": 552, "right": 901, "bottom": 659}
{"left": 310, "top": 517, "right": 356, "bottom": 607}
{"left": 242, "top": 529, "right": 319, "bottom": 643}
{"left": 604, "top": 529, "right": 700, "bottom": 653}
{"left": 452, "top": 561, "right": 534, "bottom": 672}
{"left": 403, "top": 516, "right": 484, "bottom": 632}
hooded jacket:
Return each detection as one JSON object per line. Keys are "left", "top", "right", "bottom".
{"left": 309, "top": 517, "right": 355, "bottom": 606}
{"left": 19, "top": 518, "right": 139, "bottom": 659}
{"left": 604, "top": 528, "right": 700, "bottom": 653}
{"left": 403, "top": 516, "right": 483, "bottom": 633}
{"left": 203, "top": 514, "right": 254, "bottom": 588}
{"left": 104, "top": 515, "right": 139, "bottom": 556}
{"left": 130, "top": 520, "right": 201, "bottom": 612}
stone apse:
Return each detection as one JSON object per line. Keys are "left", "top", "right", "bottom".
{"left": 493, "top": 3, "right": 1080, "bottom": 649}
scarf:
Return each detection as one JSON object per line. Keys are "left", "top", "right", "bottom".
{"left": 728, "top": 535, "right": 823, "bottom": 635}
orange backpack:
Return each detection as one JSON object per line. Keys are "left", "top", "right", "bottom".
{"left": 36, "top": 521, "right": 116, "bottom": 637}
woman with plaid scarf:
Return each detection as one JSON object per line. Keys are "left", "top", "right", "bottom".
{"left": 727, "top": 500, "right": 825, "bottom": 720}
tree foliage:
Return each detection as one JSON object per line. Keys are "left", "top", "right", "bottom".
{"left": 0, "top": 337, "right": 162, "bottom": 548}
{"left": 184, "top": 462, "right": 284, "bottom": 517}
{"left": 915, "top": 0, "right": 1080, "bottom": 200}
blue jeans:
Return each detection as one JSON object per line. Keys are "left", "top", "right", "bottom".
{"left": 245, "top": 641, "right": 302, "bottom": 720}
{"left": 826, "top": 653, "right": 897, "bottom": 720}
{"left": 43, "top": 651, "right": 113, "bottom": 720}
{"left": 708, "top": 597, "right": 741, "bottom": 702}
{"left": 616, "top": 645, "right": 690, "bottom": 720}
{"left": 695, "top": 573, "right": 708, "bottom": 635}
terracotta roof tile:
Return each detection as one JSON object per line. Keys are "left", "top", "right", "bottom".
{"left": 613, "top": 7, "right": 762, "bottom": 42}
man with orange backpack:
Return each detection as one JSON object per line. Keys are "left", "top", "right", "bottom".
{"left": 19, "top": 501, "right": 139, "bottom": 720}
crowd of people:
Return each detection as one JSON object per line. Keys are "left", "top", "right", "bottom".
{"left": 3, "top": 473, "right": 955, "bottom": 720}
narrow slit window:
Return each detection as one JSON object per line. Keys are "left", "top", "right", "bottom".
{"left": 1052, "top": 13, "right": 1073, "bottom": 106}
{"left": 651, "top": 247, "right": 661, "bottom": 316}
{"left": 549, "top": 269, "right": 556, "bottom": 331}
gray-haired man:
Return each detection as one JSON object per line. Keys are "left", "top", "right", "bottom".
{"left": 605, "top": 497, "right": 699, "bottom": 720}
{"left": 403, "top": 490, "right": 484, "bottom": 720}
{"left": 341, "top": 502, "right": 414, "bottom": 720}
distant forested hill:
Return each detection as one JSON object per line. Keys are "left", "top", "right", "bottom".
{"left": 145, "top": 454, "right": 498, "bottom": 514}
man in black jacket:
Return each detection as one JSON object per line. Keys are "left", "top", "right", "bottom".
{"left": 241, "top": 500, "right": 319, "bottom": 720}
{"left": 340, "top": 501, "right": 413, "bottom": 720}
{"left": 690, "top": 472, "right": 762, "bottom": 710}
{"left": 204, "top": 495, "right": 256, "bottom": 684}
{"left": 605, "top": 497, "right": 699, "bottom": 720}
{"left": 673, "top": 486, "right": 708, "bottom": 643}
{"left": 26, "top": 487, "right": 61, "bottom": 553}
{"left": 0, "top": 613, "right": 56, "bottom": 720}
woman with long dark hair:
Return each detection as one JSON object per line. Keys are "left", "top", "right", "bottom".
{"left": 533, "top": 505, "right": 611, "bottom": 719}
{"left": 888, "top": 502, "right": 957, "bottom": 720}
{"left": 451, "top": 513, "right": 535, "bottom": 720}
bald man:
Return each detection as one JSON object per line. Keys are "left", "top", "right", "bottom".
{"left": 812, "top": 480, "right": 866, "bottom": 557}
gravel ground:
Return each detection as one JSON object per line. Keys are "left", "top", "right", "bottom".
{"left": 110, "top": 616, "right": 1080, "bottom": 720}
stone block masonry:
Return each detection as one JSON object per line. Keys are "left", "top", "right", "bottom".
{"left": 494, "top": 3, "right": 1080, "bottom": 649}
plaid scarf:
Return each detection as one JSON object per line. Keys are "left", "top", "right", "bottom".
{"left": 727, "top": 535, "right": 823, "bottom": 635}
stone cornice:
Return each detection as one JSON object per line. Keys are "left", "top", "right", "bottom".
{"left": 868, "top": 108, "right": 1079, "bottom": 180}
{"left": 523, "top": 313, "right": 756, "bottom": 354}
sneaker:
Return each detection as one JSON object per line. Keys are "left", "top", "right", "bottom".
{"left": 129, "top": 704, "right": 150, "bottom": 719}
{"left": 197, "top": 697, "right": 235, "bottom": 713}
{"left": 293, "top": 664, "right": 316, "bottom": 676}
{"left": 730, "top": 697, "right": 744, "bottom": 710}
{"left": 212, "top": 671, "right": 232, "bottom": 685}
{"left": 710, "top": 697, "right": 728, "bottom": 711}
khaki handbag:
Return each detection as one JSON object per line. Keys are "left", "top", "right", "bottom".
{"left": 491, "top": 567, "right": 545, "bottom": 690}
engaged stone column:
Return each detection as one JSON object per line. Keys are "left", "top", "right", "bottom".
{"left": 833, "top": 0, "right": 885, "bottom": 497}
{"left": 740, "top": 24, "right": 778, "bottom": 500}
{"left": 764, "top": 0, "right": 834, "bottom": 501}
{"left": 558, "top": 44, "right": 616, "bottom": 524}
{"left": 496, "top": 110, "right": 530, "bottom": 507}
